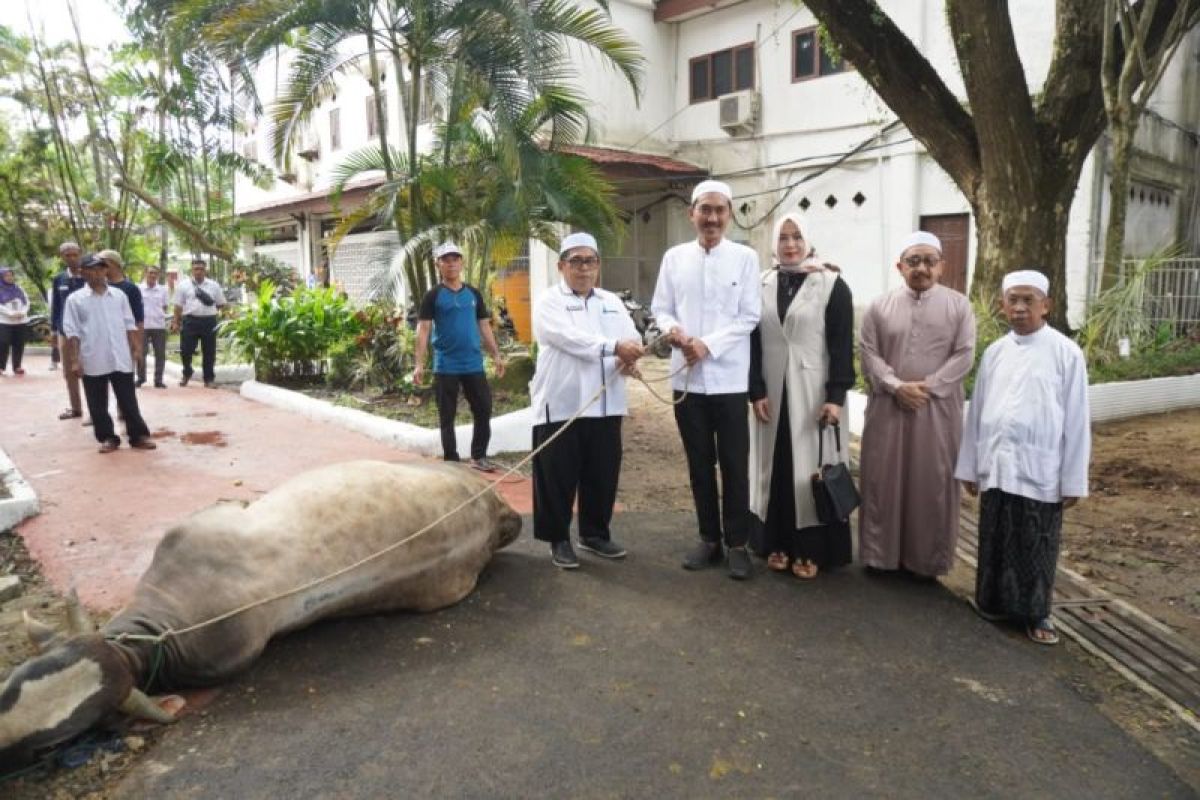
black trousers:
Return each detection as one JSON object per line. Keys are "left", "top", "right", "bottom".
{"left": 433, "top": 372, "right": 492, "bottom": 461}
{"left": 532, "top": 416, "right": 622, "bottom": 544}
{"left": 0, "top": 323, "right": 24, "bottom": 370}
{"left": 673, "top": 391, "right": 751, "bottom": 547}
{"left": 82, "top": 371, "right": 151, "bottom": 445}
{"left": 139, "top": 328, "right": 167, "bottom": 384}
{"left": 180, "top": 315, "right": 218, "bottom": 382}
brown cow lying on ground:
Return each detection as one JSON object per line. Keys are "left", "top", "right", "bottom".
{"left": 0, "top": 460, "right": 521, "bottom": 768}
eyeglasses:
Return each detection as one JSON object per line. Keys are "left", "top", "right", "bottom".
{"left": 565, "top": 256, "right": 600, "bottom": 270}
{"left": 902, "top": 255, "right": 942, "bottom": 268}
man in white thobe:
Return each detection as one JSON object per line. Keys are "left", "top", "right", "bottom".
{"left": 956, "top": 269, "right": 1090, "bottom": 646}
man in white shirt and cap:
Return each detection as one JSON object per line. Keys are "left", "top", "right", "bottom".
{"left": 651, "top": 179, "right": 762, "bottom": 579}
{"left": 63, "top": 254, "right": 156, "bottom": 453}
{"left": 956, "top": 269, "right": 1090, "bottom": 646}
{"left": 529, "top": 232, "right": 644, "bottom": 568}
{"left": 858, "top": 231, "right": 976, "bottom": 579}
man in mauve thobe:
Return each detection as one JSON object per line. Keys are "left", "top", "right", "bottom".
{"left": 858, "top": 231, "right": 975, "bottom": 578}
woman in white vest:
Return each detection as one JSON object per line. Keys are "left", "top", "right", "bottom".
{"left": 748, "top": 212, "right": 855, "bottom": 579}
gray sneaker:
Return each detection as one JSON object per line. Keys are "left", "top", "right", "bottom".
{"left": 578, "top": 537, "right": 627, "bottom": 559}
{"left": 470, "top": 458, "right": 499, "bottom": 473}
{"left": 727, "top": 546, "right": 753, "bottom": 580}
{"left": 551, "top": 540, "right": 580, "bottom": 569}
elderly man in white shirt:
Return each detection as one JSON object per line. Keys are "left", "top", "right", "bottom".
{"left": 529, "top": 232, "right": 644, "bottom": 569}
{"left": 138, "top": 265, "right": 170, "bottom": 388}
{"left": 63, "top": 254, "right": 156, "bottom": 453}
{"left": 651, "top": 179, "right": 762, "bottom": 579}
{"left": 172, "top": 258, "right": 226, "bottom": 387}
{"left": 956, "top": 269, "right": 1090, "bottom": 646}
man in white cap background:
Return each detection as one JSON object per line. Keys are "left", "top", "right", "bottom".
{"left": 413, "top": 242, "right": 506, "bottom": 471}
{"left": 651, "top": 179, "right": 762, "bottom": 580}
{"left": 858, "top": 231, "right": 975, "bottom": 580}
{"left": 529, "top": 232, "right": 644, "bottom": 569}
{"left": 956, "top": 270, "right": 1090, "bottom": 645}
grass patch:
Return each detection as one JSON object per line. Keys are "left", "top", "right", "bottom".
{"left": 1089, "top": 340, "right": 1200, "bottom": 384}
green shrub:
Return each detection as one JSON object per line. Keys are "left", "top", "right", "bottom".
{"left": 221, "top": 282, "right": 361, "bottom": 381}
{"left": 326, "top": 302, "right": 415, "bottom": 392}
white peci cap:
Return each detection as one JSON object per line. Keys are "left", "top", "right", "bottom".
{"left": 690, "top": 179, "right": 732, "bottom": 203}
{"left": 898, "top": 231, "right": 942, "bottom": 255}
{"left": 1001, "top": 269, "right": 1050, "bottom": 296}
{"left": 559, "top": 232, "right": 599, "bottom": 256}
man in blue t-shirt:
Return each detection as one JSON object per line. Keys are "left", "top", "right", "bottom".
{"left": 413, "top": 242, "right": 506, "bottom": 471}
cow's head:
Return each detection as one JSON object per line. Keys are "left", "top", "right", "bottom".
{"left": 0, "top": 594, "right": 174, "bottom": 769}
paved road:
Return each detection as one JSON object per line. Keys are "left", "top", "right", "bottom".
{"left": 117, "top": 513, "right": 1192, "bottom": 798}
{"left": 1, "top": 355, "right": 529, "bottom": 610}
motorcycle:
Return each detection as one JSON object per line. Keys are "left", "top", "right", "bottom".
{"left": 616, "top": 289, "right": 672, "bottom": 358}
{"left": 23, "top": 313, "right": 52, "bottom": 343}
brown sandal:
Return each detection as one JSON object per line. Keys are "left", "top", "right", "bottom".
{"left": 792, "top": 559, "right": 818, "bottom": 580}
{"left": 766, "top": 552, "right": 790, "bottom": 572}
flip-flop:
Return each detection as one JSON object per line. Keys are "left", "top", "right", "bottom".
{"left": 1027, "top": 619, "right": 1060, "bottom": 646}
{"left": 58, "top": 408, "right": 82, "bottom": 420}
{"left": 766, "top": 552, "right": 790, "bottom": 572}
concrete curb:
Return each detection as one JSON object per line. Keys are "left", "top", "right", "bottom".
{"left": 161, "top": 359, "right": 255, "bottom": 386}
{"left": 0, "top": 447, "right": 40, "bottom": 531}
{"left": 239, "top": 380, "right": 533, "bottom": 458}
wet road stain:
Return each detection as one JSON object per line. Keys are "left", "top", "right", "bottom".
{"left": 180, "top": 431, "right": 227, "bottom": 447}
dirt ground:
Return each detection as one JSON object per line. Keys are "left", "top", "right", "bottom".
{"left": 2, "top": 362, "right": 1199, "bottom": 796}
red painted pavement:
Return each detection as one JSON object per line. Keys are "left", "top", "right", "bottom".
{"left": 0, "top": 355, "right": 532, "bottom": 612}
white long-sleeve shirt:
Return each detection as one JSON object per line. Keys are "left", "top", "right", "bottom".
{"left": 955, "top": 325, "right": 1091, "bottom": 502}
{"left": 62, "top": 285, "right": 137, "bottom": 376}
{"left": 651, "top": 239, "right": 761, "bottom": 394}
{"left": 0, "top": 293, "right": 29, "bottom": 325}
{"left": 530, "top": 281, "right": 640, "bottom": 424}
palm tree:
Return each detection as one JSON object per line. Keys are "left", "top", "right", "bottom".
{"left": 165, "top": 0, "right": 644, "bottom": 297}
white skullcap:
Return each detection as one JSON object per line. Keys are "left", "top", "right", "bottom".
{"left": 1002, "top": 269, "right": 1050, "bottom": 296}
{"left": 899, "top": 231, "right": 942, "bottom": 255}
{"left": 691, "top": 179, "right": 733, "bottom": 203}
{"left": 433, "top": 242, "right": 462, "bottom": 259}
{"left": 559, "top": 232, "right": 599, "bottom": 256}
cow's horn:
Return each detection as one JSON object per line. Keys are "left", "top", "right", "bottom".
{"left": 118, "top": 689, "right": 178, "bottom": 724}
{"left": 65, "top": 588, "right": 95, "bottom": 636}
{"left": 23, "top": 610, "right": 62, "bottom": 653}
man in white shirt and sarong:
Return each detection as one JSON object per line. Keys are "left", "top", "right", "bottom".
{"left": 858, "top": 231, "right": 975, "bottom": 578}
{"left": 652, "top": 180, "right": 762, "bottom": 580}
{"left": 62, "top": 254, "right": 156, "bottom": 453}
{"left": 956, "top": 270, "right": 1090, "bottom": 645}
{"left": 529, "top": 233, "right": 644, "bottom": 569}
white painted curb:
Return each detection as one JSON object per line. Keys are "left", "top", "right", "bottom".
{"left": 0, "top": 448, "right": 40, "bottom": 531}
{"left": 239, "top": 380, "right": 533, "bottom": 457}
{"left": 162, "top": 360, "right": 255, "bottom": 386}
{"left": 845, "top": 372, "right": 1200, "bottom": 436}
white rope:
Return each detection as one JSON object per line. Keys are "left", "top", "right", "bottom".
{"left": 111, "top": 358, "right": 691, "bottom": 645}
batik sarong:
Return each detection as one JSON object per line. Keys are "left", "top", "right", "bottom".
{"left": 974, "top": 489, "right": 1063, "bottom": 621}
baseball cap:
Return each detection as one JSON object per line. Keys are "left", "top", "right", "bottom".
{"left": 433, "top": 242, "right": 463, "bottom": 259}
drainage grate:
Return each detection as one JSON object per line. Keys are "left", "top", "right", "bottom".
{"left": 957, "top": 510, "right": 1200, "bottom": 730}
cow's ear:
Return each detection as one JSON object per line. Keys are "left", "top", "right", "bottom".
{"left": 23, "top": 610, "right": 62, "bottom": 654}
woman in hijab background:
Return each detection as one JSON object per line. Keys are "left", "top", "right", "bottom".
{"left": 0, "top": 266, "right": 30, "bottom": 375}
{"left": 748, "top": 212, "right": 855, "bottom": 578}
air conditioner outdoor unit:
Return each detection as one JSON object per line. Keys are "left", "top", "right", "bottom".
{"left": 297, "top": 134, "right": 320, "bottom": 161}
{"left": 719, "top": 90, "right": 759, "bottom": 136}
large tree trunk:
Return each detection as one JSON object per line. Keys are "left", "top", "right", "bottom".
{"left": 973, "top": 182, "right": 1074, "bottom": 328}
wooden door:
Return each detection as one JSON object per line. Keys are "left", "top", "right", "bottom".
{"left": 919, "top": 213, "right": 969, "bottom": 293}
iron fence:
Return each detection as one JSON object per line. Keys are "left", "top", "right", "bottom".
{"left": 1116, "top": 257, "right": 1200, "bottom": 332}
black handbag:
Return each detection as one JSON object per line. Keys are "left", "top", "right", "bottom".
{"left": 811, "top": 422, "right": 860, "bottom": 524}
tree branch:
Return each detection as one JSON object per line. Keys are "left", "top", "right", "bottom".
{"left": 112, "top": 176, "right": 236, "bottom": 261}
{"left": 802, "top": 0, "right": 982, "bottom": 199}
